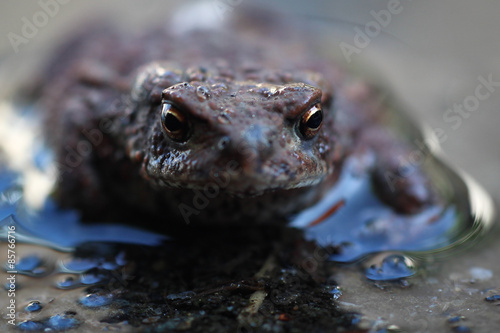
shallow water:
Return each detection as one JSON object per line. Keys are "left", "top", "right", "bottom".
{"left": 291, "top": 137, "right": 494, "bottom": 265}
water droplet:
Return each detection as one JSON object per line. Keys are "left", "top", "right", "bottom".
{"left": 25, "top": 300, "right": 42, "bottom": 312}
{"left": 80, "top": 270, "right": 107, "bottom": 285}
{"left": 31, "top": 267, "right": 48, "bottom": 276}
{"left": 485, "top": 295, "right": 500, "bottom": 302}
{"left": 79, "top": 293, "right": 112, "bottom": 308}
{"left": 55, "top": 276, "right": 80, "bottom": 289}
{"left": 325, "top": 286, "right": 342, "bottom": 300}
{"left": 59, "top": 257, "right": 99, "bottom": 273}
{"left": 452, "top": 325, "right": 471, "bottom": 333}
{"left": 101, "top": 261, "right": 118, "bottom": 270}
{"left": 15, "top": 255, "right": 46, "bottom": 276}
{"left": 447, "top": 316, "right": 464, "bottom": 323}
{"left": 365, "top": 254, "right": 416, "bottom": 281}
{"left": 196, "top": 86, "right": 211, "bottom": 101}
{"left": 4, "top": 281, "right": 19, "bottom": 291}
{"left": 17, "top": 320, "right": 46, "bottom": 331}
{"left": 46, "top": 314, "right": 79, "bottom": 330}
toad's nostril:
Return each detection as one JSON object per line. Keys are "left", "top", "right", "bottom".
{"left": 243, "top": 125, "right": 275, "bottom": 155}
{"left": 217, "top": 136, "right": 231, "bottom": 151}
{"left": 215, "top": 125, "right": 277, "bottom": 174}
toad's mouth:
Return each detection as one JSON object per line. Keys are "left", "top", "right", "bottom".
{"left": 160, "top": 178, "right": 324, "bottom": 198}
{"left": 207, "top": 175, "right": 325, "bottom": 198}
{"left": 148, "top": 165, "right": 329, "bottom": 197}
{"left": 144, "top": 147, "right": 332, "bottom": 196}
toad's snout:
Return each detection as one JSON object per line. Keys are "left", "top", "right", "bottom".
{"left": 216, "top": 124, "right": 278, "bottom": 173}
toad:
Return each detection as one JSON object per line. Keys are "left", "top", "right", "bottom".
{"left": 39, "top": 6, "right": 432, "bottom": 226}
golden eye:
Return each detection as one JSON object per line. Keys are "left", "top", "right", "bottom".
{"left": 161, "top": 102, "right": 191, "bottom": 142}
{"left": 299, "top": 103, "right": 323, "bottom": 139}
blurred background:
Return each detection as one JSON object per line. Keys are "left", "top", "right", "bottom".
{"left": 1, "top": 1, "right": 499, "bottom": 331}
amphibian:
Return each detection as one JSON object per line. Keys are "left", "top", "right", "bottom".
{"left": 38, "top": 6, "right": 432, "bottom": 226}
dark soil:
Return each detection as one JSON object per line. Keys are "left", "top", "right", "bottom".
{"left": 73, "top": 226, "right": 359, "bottom": 332}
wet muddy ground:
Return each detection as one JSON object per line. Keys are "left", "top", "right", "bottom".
{"left": 335, "top": 223, "right": 500, "bottom": 332}
{"left": 0, "top": 226, "right": 356, "bottom": 332}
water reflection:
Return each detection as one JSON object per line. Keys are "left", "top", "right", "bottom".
{"left": 0, "top": 172, "right": 168, "bottom": 252}
{"left": 290, "top": 101, "right": 495, "bottom": 265}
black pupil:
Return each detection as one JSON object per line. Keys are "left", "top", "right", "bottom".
{"left": 306, "top": 110, "right": 323, "bottom": 129}
{"left": 165, "top": 112, "right": 182, "bottom": 132}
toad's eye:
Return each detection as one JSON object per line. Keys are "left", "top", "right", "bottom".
{"left": 299, "top": 103, "right": 323, "bottom": 139}
{"left": 161, "top": 102, "right": 191, "bottom": 142}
